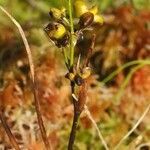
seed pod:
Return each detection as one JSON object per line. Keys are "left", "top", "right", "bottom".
{"left": 45, "top": 22, "right": 66, "bottom": 39}
{"left": 74, "top": 74, "right": 84, "bottom": 86}
{"left": 74, "top": 0, "right": 88, "bottom": 17}
{"left": 49, "top": 8, "right": 62, "bottom": 20}
{"left": 77, "top": 31, "right": 84, "bottom": 43}
{"left": 79, "top": 12, "right": 94, "bottom": 28}
{"left": 80, "top": 67, "right": 91, "bottom": 79}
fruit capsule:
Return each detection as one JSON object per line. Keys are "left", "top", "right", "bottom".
{"left": 49, "top": 8, "right": 62, "bottom": 20}
{"left": 79, "top": 12, "right": 94, "bottom": 28}
{"left": 45, "top": 22, "right": 66, "bottom": 39}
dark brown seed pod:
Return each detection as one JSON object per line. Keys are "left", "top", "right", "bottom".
{"left": 77, "top": 31, "right": 84, "bottom": 44}
{"left": 44, "top": 22, "right": 55, "bottom": 35}
{"left": 74, "top": 74, "right": 84, "bottom": 86}
{"left": 79, "top": 12, "right": 94, "bottom": 28}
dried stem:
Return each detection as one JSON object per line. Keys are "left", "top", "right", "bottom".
{"left": 0, "top": 110, "right": 21, "bottom": 150}
{"left": 0, "top": 6, "right": 52, "bottom": 150}
{"left": 68, "top": 80, "right": 88, "bottom": 150}
{"left": 67, "top": 32, "right": 96, "bottom": 149}
{"left": 68, "top": 82, "right": 80, "bottom": 150}
{"left": 84, "top": 105, "right": 109, "bottom": 150}
{"left": 68, "top": 104, "right": 80, "bottom": 150}
{"left": 83, "top": 34, "right": 96, "bottom": 68}
{"left": 114, "top": 103, "right": 150, "bottom": 150}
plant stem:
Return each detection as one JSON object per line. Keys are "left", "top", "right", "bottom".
{"left": 0, "top": 111, "right": 21, "bottom": 150}
{"left": 114, "top": 103, "right": 150, "bottom": 150}
{"left": 68, "top": 0, "right": 74, "bottom": 67}
{"left": 68, "top": 107, "right": 80, "bottom": 150}
{"left": 84, "top": 105, "right": 109, "bottom": 150}
{"left": 114, "top": 64, "right": 145, "bottom": 104}
{"left": 102, "top": 59, "right": 150, "bottom": 84}
{"left": 68, "top": 1, "right": 78, "bottom": 147}
{"left": 0, "top": 6, "right": 52, "bottom": 150}
{"left": 68, "top": 82, "right": 80, "bottom": 150}
{"left": 62, "top": 47, "right": 69, "bottom": 65}
{"left": 33, "top": 82, "right": 52, "bottom": 150}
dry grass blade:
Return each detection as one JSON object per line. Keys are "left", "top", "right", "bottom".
{"left": 114, "top": 103, "right": 150, "bottom": 150}
{"left": 0, "top": 6, "right": 52, "bottom": 150}
{"left": 84, "top": 105, "right": 109, "bottom": 150}
{"left": 0, "top": 5, "right": 34, "bottom": 81}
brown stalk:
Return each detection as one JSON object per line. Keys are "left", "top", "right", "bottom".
{"left": 83, "top": 34, "right": 96, "bottom": 68}
{"left": 68, "top": 80, "right": 88, "bottom": 150}
{"left": 68, "top": 82, "right": 80, "bottom": 150}
{"left": 32, "top": 81, "right": 52, "bottom": 150}
{"left": 0, "top": 6, "right": 52, "bottom": 150}
{"left": 68, "top": 34, "right": 96, "bottom": 150}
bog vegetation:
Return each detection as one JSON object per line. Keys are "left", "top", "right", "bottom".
{"left": 0, "top": 0, "right": 150, "bottom": 150}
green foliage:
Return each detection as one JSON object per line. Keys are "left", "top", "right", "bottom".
{"left": 77, "top": 129, "right": 92, "bottom": 143}
{"left": 96, "top": 0, "right": 113, "bottom": 12}
{"left": 94, "top": 0, "right": 150, "bottom": 11}
{"left": 133, "top": 0, "right": 150, "bottom": 9}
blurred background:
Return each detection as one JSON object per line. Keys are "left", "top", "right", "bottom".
{"left": 0, "top": 0, "right": 150, "bottom": 149}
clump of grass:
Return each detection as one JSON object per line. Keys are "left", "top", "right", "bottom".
{"left": 0, "top": 5, "right": 52, "bottom": 150}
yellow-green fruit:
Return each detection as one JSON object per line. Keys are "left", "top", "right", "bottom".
{"left": 89, "top": 5, "right": 98, "bottom": 15}
{"left": 53, "top": 23, "right": 66, "bottom": 39}
{"left": 80, "top": 67, "right": 91, "bottom": 79}
{"left": 45, "top": 22, "right": 66, "bottom": 39}
{"left": 74, "top": 0, "right": 88, "bottom": 17}
{"left": 49, "top": 8, "right": 62, "bottom": 20}
{"left": 94, "top": 15, "right": 104, "bottom": 24}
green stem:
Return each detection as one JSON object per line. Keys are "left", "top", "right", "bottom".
{"left": 62, "top": 47, "right": 69, "bottom": 65}
{"left": 68, "top": 0, "right": 74, "bottom": 67}
{"left": 114, "top": 63, "right": 148, "bottom": 104}
{"left": 102, "top": 59, "right": 150, "bottom": 84}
